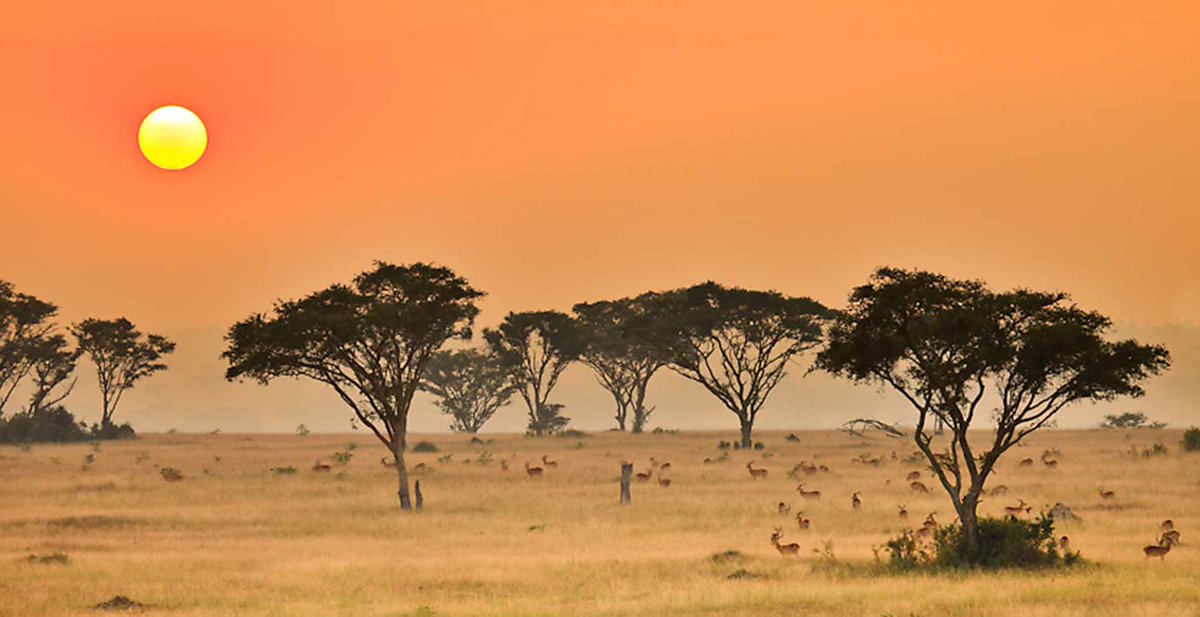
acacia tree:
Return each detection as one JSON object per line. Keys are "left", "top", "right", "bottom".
{"left": 485, "top": 311, "right": 580, "bottom": 436}
{"left": 224, "top": 262, "right": 482, "bottom": 510}
{"left": 638, "top": 282, "right": 827, "bottom": 447}
{"left": 573, "top": 298, "right": 667, "bottom": 432}
{"left": 24, "top": 334, "right": 79, "bottom": 415}
{"left": 0, "top": 281, "right": 59, "bottom": 416}
{"left": 817, "top": 268, "right": 1170, "bottom": 561}
{"left": 420, "top": 348, "right": 516, "bottom": 433}
{"left": 72, "top": 318, "right": 175, "bottom": 429}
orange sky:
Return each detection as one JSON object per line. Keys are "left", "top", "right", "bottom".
{"left": 1, "top": 2, "right": 1198, "bottom": 431}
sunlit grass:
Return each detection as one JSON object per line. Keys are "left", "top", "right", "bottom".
{"left": 1, "top": 429, "right": 1196, "bottom": 616}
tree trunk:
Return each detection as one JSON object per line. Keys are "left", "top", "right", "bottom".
{"left": 739, "top": 419, "right": 753, "bottom": 449}
{"left": 959, "top": 493, "right": 982, "bottom": 561}
{"left": 619, "top": 463, "right": 632, "bottom": 505}
{"left": 392, "top": 442, "right": 412, "bottom": 511}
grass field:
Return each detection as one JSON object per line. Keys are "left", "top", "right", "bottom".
{"left": 2, "top": 429, "right": 1197, "bottom": 616}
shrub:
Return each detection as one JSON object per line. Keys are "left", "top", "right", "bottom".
{"left": 92, "top": 422, "right": 137, "bottom": 441}
{"left": 411, "top": 441, "right": 438, "bottom": 452}
{"left": 557, "top": 429, "right": 589, "bottom": 438}
{"left": 331, "top": 450, "right": 354, "bottom": 465}
{"left": 270, "top": 466, "right": 297, "bottom": 475}
{"left": 295, "top": 424, "right": 310, "bottom": 436}
{"left": 717, "top": 440, "right": 732, "bottom": 450}
{"left": 885, "top": 513, "right": 1079, "bottom": 570}
{"left": 753, "top": 441, "right": 765, "bottom": 450}
{"left": 1183, "top": 427, "right": 1200, "bottom": 452}
{"left": 0, "top": 407, "right": 90, "bottom": 443}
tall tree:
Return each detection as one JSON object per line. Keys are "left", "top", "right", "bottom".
{"left": 573, "top": 298, "right": 667, "bottom": 432}
{"left": 637, "top": 283, "right": 827, "bottom": 447}
{"left": 72, "top": 318, "right": 175, "bottom": 429}
{"left": 421, "top": 348, "right": 516, "bottom": 433}
{"left": 0, "top": 281, "right": 59, "bottom": 416}
{"left": 224, "top": 262, "right": 482, "bottom": 510}
{"left": 817, "top": 268, "right": 1170, "bottom": 561}
{"left": 485, "top": 311, "right": 581, "bottom": 436}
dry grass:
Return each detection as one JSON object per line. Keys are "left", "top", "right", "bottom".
{"left": 1, "top": 429, "right": 1197, "bottom": 616}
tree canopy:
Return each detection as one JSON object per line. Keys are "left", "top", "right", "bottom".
{"left": 421, "top": 348, "right": 516, "bottom": 433}
{"left": 572, "top": 297, "right": 667, "bottom": 432}
{"left": 485, "top": 311, "right": 581, "bottom": 436}
{"left": 73, "top": 317, "right": 175, "bottom": 429}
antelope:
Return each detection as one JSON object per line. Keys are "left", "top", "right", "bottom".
{"left": 1043, "top": 459, "right": 1059, "bottom": 469}
{"left": 898, "top": 504, "right": 908, "bottom": 520}
{"left": 1143, "top": 535, "right": 1172, "bottom": 560}
{"left": 1161, "top": 519, "right": 1174, "bottom": 532}
{"left": 851, "top": 492, "right": 862, "bottom": 510}
{"left": 746, "top": 463, "right": 768, "bottom": 479}
{"left": 818, "top": 464, "right": 831, "bottom": 473}
{"left": 1059, "top": 536, "right": 1071, "bottom": 552}
{"left": 910, "top": 481, "right": 930, "bottom": 494}
{"left": 703, "top": 457, "right": 714, "bottom": 465}
{"left": 1018, "top": 458, "right": 1034, "bottom": 468}
{"left": 658, "top": 462, "right": 671, "bottom": 472}
{"left": 312, "top": 461, "right": 332, "bottom": 472}
{"left": 524, "top": 462, "right": 544, "bottom": 478}
{"left": 412, "top": 462, "right": 428, "bottom": 472}
{"left": 500, "top": 460, "right": 509, "bottom": 471}
{"left": 635, "top": 469, "right": 653, "bottom": 482}
{"left": 924, "top": 512, "right": 938, "bottom": 527}
{"left": 990, "top": 485, "right": 1009, "bottom": 496}
{"left": 541, "top": 455, "right": 558, "bottom": 469}
{"left": 1162, "top": 530, "right": 1181, "bottom": 546}
{"left": 778, "top": 502, "right": 791, "bottom": 514}
{"left": 1098, "top": 488, "right": 1116, "bottom": 500}
{"left": 916, "top": 524, "right": 933, "bottom": 540}
{"left": 1004, "top": 499, "right": 1030, "bottom": 516}
{"left": 380, "top": 457, "right": 397, "bottom": 468}
{"left": 795, "top": 512, "right": 812, "bottom": 530}
{"left": 770, "top": 527, "right": 801, "bottom": 556}
{"left": 657, "top": 476, "right": 672, "bottom": 488}
{"left": 906, "top": 471, "right": 922, "bottom": 481}
{"left": 796, "top": 484, "right": 821, "bottom": 499}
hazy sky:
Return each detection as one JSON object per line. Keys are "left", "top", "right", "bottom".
{"left": 2, "top": 2, "right": 1197, "bottom": 432}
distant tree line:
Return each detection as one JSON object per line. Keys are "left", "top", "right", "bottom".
{"left": 223, "top": 260, "right": 1169, "bottom": 537}
{"left": 0, "top": 280, "right": 175, "bottom": 443}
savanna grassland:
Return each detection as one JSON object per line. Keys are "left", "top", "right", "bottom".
{"left": 2, "top": 429, "right": 1198, "bottom": 617}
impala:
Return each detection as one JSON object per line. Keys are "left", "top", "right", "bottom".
{"left": 746, "top": 463, "right": 768, "bottom": 479}
{"left": 524, "top": 462, "right": 544, "bottom": 478}
{"left": 770, "top": 527, "right": 801, "bottom": 556}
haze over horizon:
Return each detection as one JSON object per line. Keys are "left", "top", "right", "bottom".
{"left": 3, "top": 1, "right": 1197, "bottom": 433}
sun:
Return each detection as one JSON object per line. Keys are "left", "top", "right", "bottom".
{"left": 138, "top": 105, "right": 207, "bottom": 170}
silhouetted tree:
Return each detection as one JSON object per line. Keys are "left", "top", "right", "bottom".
{"left": 485, "top": 311, "right": 581, "bottom": 435}
{"left": 72, "top": 318, "right": 175, "bottom": 429}
{"left": 0, "top": 281, "right": 59, "bottom": 416}
{"left": 817, "top": 268, "right": 1170, "bottom": 562}
{"left": 421, "top": 348, "right": 516, "bottom": 433}
{"left": 637, "top": 282, "right": 827, "bottom": 447}
{"left": 24, "top": 334, "right": 79, "bottom": 415}
{"left": 223, "top": 262, "right": 482, "bottom": 510}
{"left": 573, "top": 298, "right": 667, "bottom": 432}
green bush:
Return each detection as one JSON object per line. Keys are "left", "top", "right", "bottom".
{"left": 411, "top": 441, "right": 438, "bottom": 452}
{"left": 886, "top": 513, "right": 1079, "bottom": 570}
{"left": 557, "top": 429, "right": 590, "bottom": 438}
{"left": 0, "top": 407, "right": 90, "bottom": 443}
{"left": 1183, "top": 427, "right": 1200, "bottom": 452}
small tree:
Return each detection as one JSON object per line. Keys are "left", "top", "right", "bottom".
{"left": 1100, "top": 412, "right": 1164, "bottom": 429}
{"left": 0, "top": 281, "right": 59, "bottom": 417}
{"left": 72, "top": 318, "right": 175, "bottom": 429}
{"left": 24, "top": 334, "right": 79, "bottom": 415}
{"left": 636, "top": 282, "right": 826, "bottom": 448}
{"left": 485, "top": 311, "right": 580, "bottom": 436}
{"left": 573, "top": 298, "right": 667, "bottom": 432}
{"left": 224, "top": 262, "right": 482, "bottom": 510}
{"left": 421, "top": 348, "right": 516, "bottom": 433}
{"left": 818, "top": 268, "right": 1169, "bottom": 563}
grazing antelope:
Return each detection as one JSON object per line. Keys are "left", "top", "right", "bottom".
{"left": 412, "top": 462, "right": 428, "bottom": 472}
{"left": 524, "top": 462, "right": 544, "bottom": 478}
{"left": 658, "top": 462, "right": 671, "bottom": 472}
{"left": 796, "top": 484, "right": 822, "bottom": 499}
{"left": 1161, "top": 519, "right": 1174, "bottom": 532}
{"left": 1043, "top": 459, "right": 1059, "bottom": 469}
{"left": 380, "top": 457, "right": 397, "bottom": 468}
{"left": 906, "top": 471, "right": 922, "bottom": 482}
{"left": 990, "top": 485, "right": 1009, "bottom": 496}
{"left": 541, "top": 455, "right": 558, "bottom": 468}
{"left": 746, "top": 462, "right": 768, "bottom": 479}
{"left": 1018, "top": 458, "right": 1034, "bottom": 468}
{"left": 851, "top": 492, "right": 862, "bottom": 510}
{"left": 910, "top": 481, "right": 930, "bottom": 494}
{"left": 635, "top": 469, "right": 653, "bottom": 482}
{"left": 1059, "top": 536, "right": 1071, "bottom": 552}
{"left": 770, "top": 527, "right": 801, "bottom": 556}
{"left": 778, "top": 502, "right": 791, "bottom": 514}
{"left": 795, "top": 512, "right": 812, "bottom": 530}
{"left": 818, "top": 464, "right": 831, "bottom": 473}
{"left": 1004, "top": 499, "right": 1030, "bottom": 516}
{"left": 1098, "top": 488, "right": 1116, "bottom": 500}
{"left": 312, "top": 461, "right": 332, "bottom": 472}
{"left": 1143, "top": 535, "right": 1172, "bottom": 560}
{"left": 657, "top": 476, "right": 672, "bottom": 488}
{"left": 897, "top": 504, "right": 908, "bottom": 520}
{"left": 1161, "top": 530, "right": 1181, "bottom": 546}
{"left": 703, "top": 457, "right": 714, "bottom": 465}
